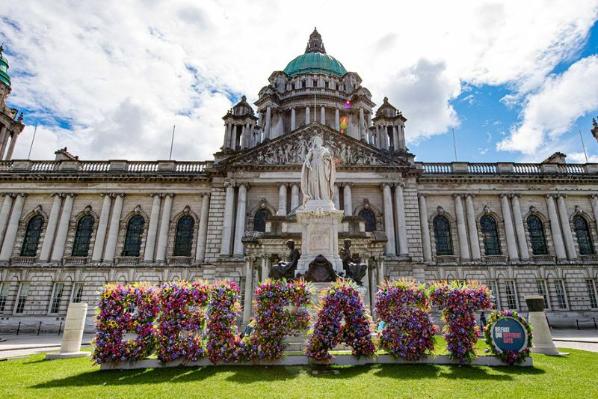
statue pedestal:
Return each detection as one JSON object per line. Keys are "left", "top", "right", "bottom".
{"left": 296, "top": 200, "right": 344, "bottom": 276}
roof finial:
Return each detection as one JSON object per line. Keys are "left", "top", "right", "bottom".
{"left": 305, "top": 28, "right": 326, "bottom": 54}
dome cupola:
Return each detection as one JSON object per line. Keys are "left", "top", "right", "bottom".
{"left": 283, "top": 28, "right": 347, "bottom": 77}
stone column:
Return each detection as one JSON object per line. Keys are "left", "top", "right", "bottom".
{"left": 343, "top": 184, "right": 352, "bottom": 216}
{"left": 223, "top": 123, "right": 231, "bottom": 150}
{"left": 143, "top": 194, "right": 161, "bottom": 262}
{"left": 39, "top": 194, "right": 62, "bottom": 262}
{"left": 233, "top": 184, "right": 247, "bottom": 256}
{"left": 377, "top": 257, "right": 385, "bottom": 285}
{"left": 220, "top": 184, "right": 235, "bottom": 256}
{"left": 195, "top": 194, "right": 210, "bottom": 262}
{"left": 291, "top": 108, "right": 296, "bottom": 131}
{"left": 277, "top": 184, "right": 287, "bottom": 216}
{"left": 335, "top": 108, "right": 340, "bottom": 130}
{"left": 91, "top": 194, "right": 112, "bottom": 262}
{"left": 359, "top": 108, "right": 365, "bottom": 141}
{"left": 333, "top": 185, "right": 340, "bottom": 210}
{"left": 4, "top": 133, "right": 17, "bottom": 160}
{"left": 500, "top": 194, "right": 519, "bottom": 261}
{"left": 546, "top": 195, "right": 567, "bottom": 260}
{"left": 242, "top": 257, "right": 254, "bottom": 326}
{"left": 465, "top": 195, "right": 481, "bottom": 260}
{"left": 320, "top": 105, "right": 325, "bottom": 124}
{"left": 394, "top": 184, "right": 409, "bottom": 256}
{"left": 290, "top": 184, "right": 299, "bottom": 211}
{"left": 0, "top": 130, "right": 10, "bottom": 159}
{"left": 393, "top": 126, "right": 399, "bottom": 150}
{"left": 0, "top": 193, "right": 25, "bottom": 261}
{"left": 0, "top": 193, "right": 13, "bottom": 250}
{"left": 0, "top": 127, "right": 6, "bottom": 158}
{"left": 418, "top": 194, "right": 432, "bottom": 262}
{"left": 264, "top": 106, "right": 272, "bottom": 140}
{"left": 305, "top": 106, "right": 310, "bottom": 125}
{"left": 382, "top": 184, "right": 396, "bottom": 255}
{"left": 155, "top": 193, "right": 173, "bottom": 263}
{"left": 103, "top": 194, "right": 124, "bottom": 262}
{"left": 557, "top": 195, "right": 576, "bottom": 260}
{"left": 511, "top": 195, "right": 530, "bottom": 260}
{"left": 50, "top": 194, "right": 74, "bottom": 262}
{"left": 591, "top": 195, "right": 598, "bottom": 236}
{"left": 261, "top": 256, "right": 269, "bottom": 281}
{"left": 454, "top": 195, "right": 471, "bottom": 260}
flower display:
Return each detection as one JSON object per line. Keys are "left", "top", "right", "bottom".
{"left": 305, "top": 279, "right": 375, "bottom": 362}
{"left": 92, "top": 283, "right": 159, "bottom": 364}
{"left": 375, "top": 279, "right": 437, "bottom": 361}
{"left": 431, "top": 281, "right": 493, "bottom": 364}
{"left": 156, "top": 281, "right": 210, "bottom": 363}
{"left": 205, "top": 280, "right": 242, "bottom": 363}
{"left": 240, "top": 278, "right": 312, "bottom": 361}
{"left": 484, "top": 310, "right": 532, "bottom": 365}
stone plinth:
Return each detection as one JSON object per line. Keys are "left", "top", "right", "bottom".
{"left": 46, "top": 302, "right": 89, "bottom": 360}
{"left": 525, "top": 295, "right": 560, "bottom": 356}
{"left": 295, "top": 200, "right": 344, "bottom": 276}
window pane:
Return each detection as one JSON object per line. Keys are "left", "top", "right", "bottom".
{"left": 527, "top": 215, "right": 548, "bottom": 255}
{"left": 21, "top": 215, "right": 44, "bottom": 257}
{"left": 173, "top": 216, "right": 194, "bottom": 256}
{"left": 72, "top": 215, "right": 94, "bottom": 257}
{"left": 71, "top": 283, "right": 84, "bottom": 303}
{"left": 49, "top": 283, "right": 64, "bottom": 314}
{"left": 123, "top": 215, "right": 145, "bottom": 257}
{"left": 253, "top": 209, "right": 271, "bottom": 233}
{"left": 586, "top": 280, "right": 598, "bottom": 309}
{"left": 504, "top": 280, "right": 518, "bottom": 310}
{"left": 433, "top": 216, "right": 453, "bottom": 255}
{"left": 536, "top": 279, "right": 550, "bottom": 310}
{"left": 15, "top": 283, "right": 29, "bottom": 314}
{"left": 574, "top": 216, "right": 594, "bottom": 255}
{"left": 0, "top": 282, "right": 8, "bottom": 312}
{"left": 554, "top": 279, "right": 568, "bottom": 309}
{"left": 358, "top": 208, "right": 376, "bottom": 232}
{"left": 480, "top": 215, "right": 501, "bottom": 255}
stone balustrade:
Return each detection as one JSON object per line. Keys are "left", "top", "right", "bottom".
{"left": 419, "top": 162, "right": 597, "bottom": 175}
{"left": 0, "top": 160, "right": 213, "bottom": 174}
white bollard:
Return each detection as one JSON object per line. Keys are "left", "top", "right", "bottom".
{"left": 525, "top": 295, "right": 561, "bottom": 356}
{"left": 46, "top": 302, "right": 89, "bottom": 359}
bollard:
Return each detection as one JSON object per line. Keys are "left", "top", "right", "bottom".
{"left": 37, "top": 321, "right": 42, "bottom": 336}
{"left": 525, "top": 295, "right": 560, "bottom": 355}
{"left": 46, "top": 303, "right": 89, "bottom": 360}
{"left": 16, "top": 321, "right": 21, "bottom": 336}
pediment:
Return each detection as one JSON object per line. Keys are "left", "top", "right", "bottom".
{"left": 224, "top": 123, "right": 407, "bottom": 168}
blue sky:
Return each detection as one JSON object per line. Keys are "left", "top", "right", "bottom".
{"left": 0, "top": 1, "right": 597, "bottom": 163}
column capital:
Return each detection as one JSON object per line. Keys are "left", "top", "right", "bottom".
{"left": 499, "top": 193, "right": 512, "bottom": 199}
{"left": 380, "top": 183, "right": 391, "bottom": 190}
{"left": 510, "top": 193, "right": 521, "bottom": 199}
{"left": 452, "top": 193, "right": 465, "bottom": 199}
{"left": 63, "top": 193, "right": 76, "bottom": 199}
{"left": 201, "top": 192, "right": 211, "bottom": 199}
{"left": 417, "top": 193, "right": 426, "bottom": 199}
{"left": 394, "top": 181, "right": 405, "bottom": 189}
{"left": 545, "top": 193, "right": 557, "bottom": 199}
{"left": 109, "top": 192, "right": 125, "bottom": 198}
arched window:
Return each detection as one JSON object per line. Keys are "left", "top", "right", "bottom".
{"left": 173, "top": 215, "right": 194, "bottom": 256}
{"left": 358, "top": 208, "right": 376, "bottom": 232}
{"left": 527, "top": 215, "right": 548, "bottom": 255}
{"left": 122, "top": 215, "right": 145, "bottom": 257}
{"left": 573, "top": 215, "right": 594, "bottom": 255}
{"left": 21, "top": 215, "right": 44, "bottom": 257}
{"left": 72, "top": 215, "right": 94, "bottom": 257}
{"left": 253, "top": 208, "right": 271, "bottom": 233}
{"left": 480, "top": 215, "right": 501, "bottom": 255}
{"left": 433, "top": 215, "right": 453, "bottom": 255}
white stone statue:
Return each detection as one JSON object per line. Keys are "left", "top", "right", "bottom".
{"left": 300, "top": 136, "right": 336, "bottom": 205}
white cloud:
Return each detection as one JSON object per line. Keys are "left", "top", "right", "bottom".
{"left": 497, "top": 55, "right": 598, "bottom": 156}
{"left": 0, "top": 1, "right": 596, "bottom": 160}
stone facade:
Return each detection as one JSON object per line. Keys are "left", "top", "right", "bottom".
{"left": 0, "top": 30, "right": 597, "bottom": 333}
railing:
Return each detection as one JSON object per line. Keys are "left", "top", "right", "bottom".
{"left": 467, "top": 163, "right": 496, "bottom": 174}
{"left": 422, "top": 163, "right": 452, "bottom": 174}
{"left": 0, "top": 160, "right": 212, "bottom": 175}
{"left": 128, "top": 162, "right": 159, "bottom": 173}
{"left": 512, "top": 163, "right": 541, "bottom": 174}
{"left": 420, "top": 162, "right": 597, "bottom": 176}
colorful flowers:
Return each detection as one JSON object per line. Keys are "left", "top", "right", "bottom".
{"left": 205, "top": 280, "right": 242, "bottom": 363}
{"left": 484, "top": 310, "right": 532, "bottom": 365}
{"left": 375, "top": 279, "right": 437, "bottom": 361}
{"left": 305, "top": 279, "right": 375, "bottom": 362}
{"left": 431, "top": 281, "right": 493, "bottom": 364}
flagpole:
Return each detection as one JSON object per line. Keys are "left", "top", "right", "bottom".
{"left": 451, "top": 128, "right": 458, "bottom": 161}
{"left": 169, "top": 124, "right": 176, "bottom": 160}
{"left": 27, "top": 123, "right": 38, "bottom": 159}
{"left": 579, "top": 129, "right": 589, "bottom": 163}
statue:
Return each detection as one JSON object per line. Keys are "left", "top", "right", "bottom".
{"left": 300, "top": 135, "right": 336, "bottom": 205}
{"left": 270, "top": 240, "right": 301, "bottom": 280}
{"left": 339, "top": 240, "right": 367, "bottom": 285}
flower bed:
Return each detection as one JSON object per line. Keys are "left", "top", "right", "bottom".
{"left": 205, "top": 280, "right": 242, "bottom": 363}
{"left": 484, "top": 310, "right": 532, "bottom": 365}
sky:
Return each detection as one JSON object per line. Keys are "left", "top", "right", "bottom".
{"left": 0, "top": 0, "right": 597, "bottom": 163}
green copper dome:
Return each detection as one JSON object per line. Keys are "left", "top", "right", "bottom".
{"left": 0, "top": 51, "right": 10, "bottom": 88}
{"left": 283, "top": 28, "right": 347, "bottom": 77}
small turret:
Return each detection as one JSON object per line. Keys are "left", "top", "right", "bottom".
{"left": 0, "top": 46, "right": 24, "bottom": 160}
{"left": 305, "top": 28, "right": 326, "bottom": 54}
{"left": 370, "top": 97, "right": 407, "bottom": 152}
{"left": 222, "top": 95, "right": 258, "bottom": 152}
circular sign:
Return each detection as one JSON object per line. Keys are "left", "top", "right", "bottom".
{"left": 490, "top": 316, "right": 528, "bottom": 353}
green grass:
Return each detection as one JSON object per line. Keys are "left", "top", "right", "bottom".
{"left": 1, "top": 347, "right": 596, "bottom": 399}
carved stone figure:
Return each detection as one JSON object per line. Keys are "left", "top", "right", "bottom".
{"left": 269, "top": 240, "right": 300, "bottom": 280}
{"left": 304, "top": 255, "right": 337, "bottom": 282}
{"left": 339, "top": 240, "right": 367, "bottom": 285}
{"left": 300, "top": 136, "right": 336, "bottom": 205}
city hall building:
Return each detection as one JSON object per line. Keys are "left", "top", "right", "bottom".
{"left": 0, "top": 30, "right": 597, "bottom": 332}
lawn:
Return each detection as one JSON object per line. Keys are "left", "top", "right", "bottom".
{"left": 1, "top": 347, "right": 596, "bottom": 399}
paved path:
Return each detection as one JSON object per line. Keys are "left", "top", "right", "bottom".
{"left": 1, "top": 329, "right": 597, "bottom": 360}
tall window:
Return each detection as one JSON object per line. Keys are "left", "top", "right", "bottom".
{"left": 253, "top": 208, "right": 271, "bottom": 233}
{"left": 504, "top": 280, "right": 519, "bottom": 310}
{"left": 527, "top": 215, "right": 548, "bottom": 255}
{"left": 0, "top": 282, "right": 9, "bottom": 312}
{"left": 173, "top": 215, "right": 194, "bottom": 256}
{"left": 21, "top": 215, "right": 44, "bottom": 257}
{"left": 480, "top": 215, "right": 501, "bottom": 255}
{"left": 586, "top": 279, "right": 598, "bottom": 309}
{"left": 48, "top": 282, "right": 64, "bottom": 314}
{"left": 554, "top": 279, "right": 568, "bottom": 309}
{"left": 433, "top": 215, "right": 453, "bottom": 255}
{"left": 72, "top": 215, "right": 94, "bottom": 257}
{"left": 573, "top": 215, "right": 594, "bottom": 255}
{"left": 358, "top": 208, "right": 376, "bottom": 232}
{"left": 71, "top": 283, "right": 84, "bottom": 303}
{"left": 122, "top": 215, "right": 145, "bottom": 257}
{"left": 536, "top": 279, "right": 550, "bottom": 310}
{"left": 487, "top": 280, "right": 500, "bottom": 310}
{"left": 14, "top": 282, "right": 29, "bottom": 314}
